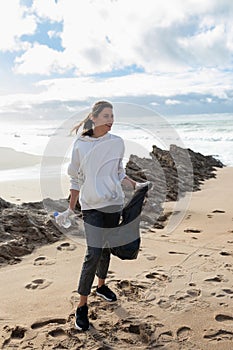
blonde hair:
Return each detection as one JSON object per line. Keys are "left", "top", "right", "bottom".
{"left": 71, "top": 100, "right": 113, "bottom": 136}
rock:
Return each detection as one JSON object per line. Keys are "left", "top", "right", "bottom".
{"left": 126, "top": 144, "right": 224, "bottom": 204}
{"left": 0, "top": 200, "right": 64, "bottom": 267}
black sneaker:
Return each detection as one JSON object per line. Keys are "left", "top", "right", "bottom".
{"left": 75, "top": 304, "right": 89, "bottom": 331}
{"left": 96, "top": 285, "right": 117, "bottom": 302}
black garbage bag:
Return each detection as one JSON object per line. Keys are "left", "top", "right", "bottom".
{"left": 110, "top": 183, "right": 151, "bottom": 260}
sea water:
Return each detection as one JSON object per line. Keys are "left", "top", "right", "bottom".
{"left": 0, "top": 112, "right": 232, "bottom": 183}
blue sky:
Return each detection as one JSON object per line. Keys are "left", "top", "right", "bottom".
{"left": 0, "top": 0, "right": 233, "bottom": 119}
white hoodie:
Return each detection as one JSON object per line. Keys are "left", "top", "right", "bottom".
{"left": 68, "top": 132, "right": 126, "bottom": 210}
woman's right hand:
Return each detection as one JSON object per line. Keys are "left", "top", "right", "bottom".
{"left": 54, "top": 208, "right": 74, "bottom": 227}
{"left": 135, "top": 181, "right": 152, "bottom": 190}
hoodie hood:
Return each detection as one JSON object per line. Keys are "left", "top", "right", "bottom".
{"left": 78, "top": 132, "right": 110, "bottom": 142}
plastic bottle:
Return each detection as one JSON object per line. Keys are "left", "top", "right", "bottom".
{"left": 54, "top": 211, "right": 71, "bottom": 229}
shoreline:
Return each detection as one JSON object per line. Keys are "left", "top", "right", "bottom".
{"left": 0, "top": 146, "right": 70, "bottom": 204}
{"left": 0, "top": 147, "right": 42, "bottom": 170}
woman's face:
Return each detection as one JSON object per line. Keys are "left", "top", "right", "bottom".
{"left": 92, "top": 107, "right": 114, "bottom": 132}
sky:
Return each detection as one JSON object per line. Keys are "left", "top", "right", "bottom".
{"left": 0, "top": 0, "right": 233, "bottom": 119}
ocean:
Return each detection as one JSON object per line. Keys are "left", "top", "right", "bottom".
{"left": 0, "top": 110, "right": 233, "bottom": 183}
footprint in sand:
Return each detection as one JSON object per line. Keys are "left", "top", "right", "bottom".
{"left": 198, "top": 254, "right": 210, "bottom": 257}
{"left": 184, "top": 228, "right": 202, "bottom": 233}
{"left": 219, "top": 251, "right": 232, "bottom": 256}
{"left": 157, "top": 287, "right": 202, "bottom": 312}
{"left": 10, "top": 326, "right": 26, "bottom": 339}
{"left": 186, "top": 288, "right": 201, "bottom": 297}
{"left": 176, "top": 326, "right": 193, "bottom": 342}
{"left": 57, "top": 242, "right": 77, "bottom": 251}
{"left": 25, "top": 279, "right": 52, "bottom": 290}
{"left": 116, "top": 280, "right": 147, "bottom": 299}
{"left": 157, "top": 330, "right": 174, "bottom": 343}
{"left": 215, "top": 314, "right": 233, "bottom": 324}
{"left": 33, "top": 256, "right": 56, "bottom": 266}
{"left": 31, "top": 318, "right": 66, "bottom": 330}
{"left": 222, "top": 288, "right": 233, "bottom": 295}
{"left": 212, "top": 209, "right": 225, "bottom": 213}
{"left": 168, "top": 251, "right": 188, "bottom": 255}
{"left": 143, "top": 254, "right": 157, "bottom": 261}
{"left": 1, "top": 325, "right": 27, "bottom": 349}
{"left": 203, "top": 328, "right": 233, "bottom": 341}
{"left": 204, "top": 275, "right": 225, "bottom": 283}
{"left": 48, "top": 328, "right": 67, "bottom": 338}
{"left": 145, "top": 271, "right": 170, "bottom": 284}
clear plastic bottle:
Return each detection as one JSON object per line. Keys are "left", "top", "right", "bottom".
{"left": 54, "top": 211, "right": 71, "bottom": 229}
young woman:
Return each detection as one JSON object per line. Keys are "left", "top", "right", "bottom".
{"left": 56, "top": 101, "right": 149, "bottom": 331}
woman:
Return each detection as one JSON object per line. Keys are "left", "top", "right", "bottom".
{"left": 56, "top": 101, "right": 149, "bottom": 331}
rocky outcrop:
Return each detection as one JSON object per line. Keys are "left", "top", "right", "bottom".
{"left": 0, "top": 199, "right": 63, "bottom": 267}
{"left": 125, "top": 144, "right": 224, "bottom": 229}
{"left": 126, "top": 144, "right": 224, "bottom": 202}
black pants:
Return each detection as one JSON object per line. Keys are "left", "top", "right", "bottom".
{"left": 77, "top": 205, "right": 122, "bottom": 296}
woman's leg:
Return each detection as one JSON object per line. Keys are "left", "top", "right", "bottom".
{"left": 77, "top": 209, "right": 104, "bottom": 301}
{"left": 95, "top": 247, "right": 111, "bottom": 282}
{"left": 96, "top": 206, "right": 121, "bottom": 283}
{"left": 77, "top": 206, "right": 121, "bottom": 302}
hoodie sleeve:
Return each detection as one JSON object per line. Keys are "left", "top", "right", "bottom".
{"left": 118, "top": 137, "right": 126, "bottom": 181}
{"left": 118, "top": 159, "right": 126, "bottom": 182}
{"left": 67, "top": 143, "right": 83, "bottom": 191}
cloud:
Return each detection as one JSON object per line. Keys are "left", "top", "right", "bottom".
{"left": 0, "top": 67, "right": 231, "bottom": 107}
{"left": 165, "top": 99, "right": 181, "bottom": 105}
{"left": 0, "top": 0, "right": 36, "bottom": 52}
{"left": 13, "top": 43, "right": 72, "bottom": 75}
{"left": 2, "top": 0, "right": 232, "bottom": 76}
{"left": 1, "top": 0, "right": 233, "bottom": 116}
{"left": 31, "top": 0, "right": 62, "bottom": 22}
{"left": 179, "top": 24, "right": 232, "bottom": 67}
{"left": 48, "top": 30, "right": 62, "bottom": 39}
{"left": 8, "top": 0, "right": 233, "bottom": 77}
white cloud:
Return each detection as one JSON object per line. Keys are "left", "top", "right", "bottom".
{"left": 165, "top": 99, "right": 181, "bottom": 105}
{"left": 14, "top": 43, "right": 73, "bottom": 75}
{"left": 0, "top": 67, "right": 231, "bottom": 109}
{"left": 48, "top": 30, "right": 61, "bottom": 39}
{"left": 1, "top": 0, "right": 233, "bottom": 116}
{"left": 31, "top": 0, "right": 62, "bottom": 22}
{"left": 9, "top": 0, "right": 233, "bottom": 76}
{"left": 0, "top": 0, "right": 231, "bottom": 76}
{"left": 179, "top": 24, "right": 232, "bottom": 66}
{"left": 0, "top": 0, "right": 36, "bottom": 52}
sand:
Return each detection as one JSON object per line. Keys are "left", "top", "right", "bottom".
{"left": 0, "top": 148, "right": 233, "bottom": 349}
{"left": 0, "top": 147, "right": 70, "bottom": 204}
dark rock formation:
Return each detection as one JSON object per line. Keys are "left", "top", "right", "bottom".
{"left": 125, "top": 144, "right": 224, "bottom": 230}
{"left": 126, "top": 144, "right": 224, "bottom": 202}
{"left": 0, "top": 198, "right": 63, "bottom": 267}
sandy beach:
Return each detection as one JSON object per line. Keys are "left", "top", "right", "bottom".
{"left": 0, "top": 148, "right": 233, "bottom": 349}
{"left": 0, "top": 147, "right": 70, "bottom": 204}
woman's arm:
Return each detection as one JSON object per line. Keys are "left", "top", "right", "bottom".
{"left": 69, "top": 189, "right": 80, "bottom": 211}
{"left": 67, "top": 140, "right": 82, "bottom": 210}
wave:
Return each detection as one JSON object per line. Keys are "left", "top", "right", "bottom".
{"left": 0, "top": 113, "right": 233, "bottom": 166}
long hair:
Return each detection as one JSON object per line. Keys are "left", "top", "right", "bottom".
{"left": 71, "top": 101, "right": 113, "bottom": 136}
